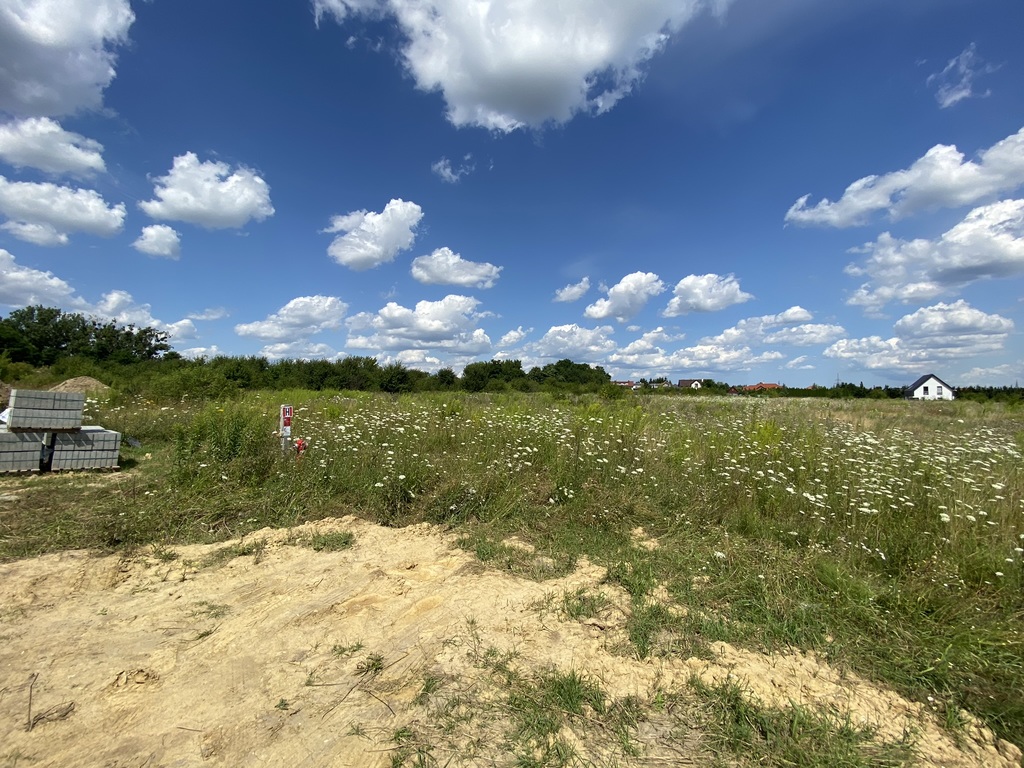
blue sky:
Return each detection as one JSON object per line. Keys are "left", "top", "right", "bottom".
{"left": 1, "top": 0, "right": 1023, "bottom": 387}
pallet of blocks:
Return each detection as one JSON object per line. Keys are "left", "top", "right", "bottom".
{"left": 1, "top": 388, "right": 121, "bottom": 473}
{"left": 0, "top": 427, "right": 44, "bottom": 473}
{"left": 5, "top": 389, "right": 84, "bottom": 431}
{"left": 51, "top": 426, "right": 122, "bottom": 471}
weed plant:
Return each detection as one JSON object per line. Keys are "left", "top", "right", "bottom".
{"left": 1, "top": 391, "right": 1022, "bottom": 750}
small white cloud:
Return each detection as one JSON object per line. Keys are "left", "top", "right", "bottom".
{"left": 785, "top": 355, "right": 814, "bottom": 370}
{"left": 927, "top": 43, "right": 999, "bottom": 109}
{"left": 584, "top": 271, "right": 665, "bottom": 322}
{"left": 498, "top": 326, "right": 531, "bottom": 347}
{"left": 431, "top": 155, "right": 474, "bottom": 183}
{"left": 0, "top": 175, "right": 124, "bottom": 244}
{"left": 0, "top": 220, "right": 68, "bottom": 246}
{"left": 139, "top": 152, "right": 274, "bottom": 229}
{"left": 235, "top": 295, "right": 348, "bottom": 341}
{"left": 786, "top": 126, "right": 1024, "bottom": 227}
{"left": 132, "top": 224, "right": 181, "bottom": 259}
{"left": 0, "top": 117, "right": 105, "bottom": 176}
{"left": 663, "top": 273, "right": 753, "bottom": 315}
{"left": 411, "top": 246, "right": 502, "bottom": 288}
{"left": 322, "top": 198, "right": 423, "bottom": 270}
{"left": 0, "top": 0, "right": 135, "bottom": 116}
{"left": 187, "top": 307, "right": 229, "bottom": 321}
{"left": 554, "top": 276, "right": 590, "bottom": 302}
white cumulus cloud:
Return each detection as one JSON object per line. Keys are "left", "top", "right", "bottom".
{"left": 132, "top": 224, "right": 181, "bottom": 259}
{"left": 0, "top": 0, "right": 135, "bottom": 116}
{"left": 139, "top": 152, "right": 274, "bottom": 229}
{"left": 235, "top": 296, "right": 349, "bottom": 342}
{"left": 663, "top": 273, "right": 753, "bottom": 315}
{"left": 498, "top": 326, "right": 531, "bottom": 347}
{"left": 0, "top": 247, "right": 79, "bottom": 306}
{"left": 322, "top": 198, "right": 423, "bottom": 270}
{"left": 530, "top": 323, "right": 618, "bottom": 361}
{"left": 346, "top": 294, "right": 491, "bottom": 354}
{"left": 0, "top": 117, "right": 105, "bottom": 175}
{"left": 313, "top": 0, "right": 731, "bottom": 131}
{"left": 91, "top": 289, "right": 197, "bottom": 340}
{"left": 0, "top": 175, "right": 124, "bottom": 244}
{"left": 786, "top": 126, "right": 1024, "bottom": 227}
{"left": 825, "top": 300, "right": 1012, "bottom": 372}
{"left": 584, "top": 271, "right": 665, "bottom": 322}
{"left": 411, "top": 247, "right": 502, "bottom": 288}
{"left": 845, "top": 198, "right": 1024, "bottom": 313}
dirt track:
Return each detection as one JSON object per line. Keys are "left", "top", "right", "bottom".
{"left": 1, "top": 517, "right": 1020, "bottom": 767}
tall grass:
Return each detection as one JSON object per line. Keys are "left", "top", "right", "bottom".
{"left": 1, "top": 391, "right": 1021, "bottom": 745}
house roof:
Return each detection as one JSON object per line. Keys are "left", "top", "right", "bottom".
{"left": 905, "top": 373, "right": 954, "bottom": 393}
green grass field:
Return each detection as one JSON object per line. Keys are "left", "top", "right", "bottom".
{"left": 2, "top": 390, "right": 1021, "bottom": 763}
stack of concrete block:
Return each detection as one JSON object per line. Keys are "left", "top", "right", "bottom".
{"left": 51, "top": 426, "right": 122, "bottom": 471}
{"left": 0, "top": 429, "right": 46, "bottom": 473}
{"left": 6, "top": 390, "right": 84, "bottom": 431}
{"left": 0, "top": 388, "right": 120, "bottom": 473}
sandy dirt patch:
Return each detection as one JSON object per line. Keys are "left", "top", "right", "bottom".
{"left": 1, "top": 517, "right": 1019, "bottom": 767}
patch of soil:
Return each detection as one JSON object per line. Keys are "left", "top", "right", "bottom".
{"left": 47, "top": 376, "right": 110, "bottom": 394}
{"left": 0, "top": 517, "right": 1019, "bottom": 767}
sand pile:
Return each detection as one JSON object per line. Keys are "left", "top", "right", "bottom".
{"left": 0, "top": 516, "right": 1019, "bottom": 767}
{"left": 48, "top": 376, "right": 110, "bottom": 394}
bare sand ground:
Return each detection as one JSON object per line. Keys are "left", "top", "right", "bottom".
{"left": 1, "top": 517, "right": 1020, "bottom": 767}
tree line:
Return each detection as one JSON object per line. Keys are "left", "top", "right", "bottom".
{"left": 3, "top": 306, "right": 1022, "bottom": 403}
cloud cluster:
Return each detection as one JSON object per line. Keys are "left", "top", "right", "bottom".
{"left": 322, "top": 198, "right": 423, "bottom": 270}
{"left": 0, "top": 117, "right": 105, "bottom": 176}
{"left": 346, "top": 294, "right": 491, "bottom": 354}
{"left": 140, "top": 152, "right": 274, "bottom": 229}
{"left": 786, "top": 126, "right": 1024, "bottom": 227}
{"left": 411, "top": 247, "right": 502, "bottom": 288}
{"left": 0, "top": 248, "right": 196, "bottom": 339}
{"left": 0, "top": 247, "right": 78, "bottom": 307}
{"left": 845, "top": 198, "right": 1024, "bottom": 312}
{"left": 0, "top": 175, "right": 125, "bottom": 245}
{"left": 313, "top": 0, "right": 730, "bottom": 131}
{"left": 825, "top": 300, "right": 1012, "bottom": 372}
{"left": 0, "top": 0, "right": 135, "bottom": 116}
{"left": 235, "top": 295, "right": 349, "bottom": 341}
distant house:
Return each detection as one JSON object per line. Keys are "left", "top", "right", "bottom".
{"left": 905, "top": 374, "right": 955, "bottom": 401}
{"left": 677, "top": 379, "right": 703, "bottom": 389}
{"left": 743, "top": 382, "right": 783, "bottom": 392}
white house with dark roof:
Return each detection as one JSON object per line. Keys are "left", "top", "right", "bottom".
{"left": 905, "top": 374, "right": 955, "bottom": 400}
